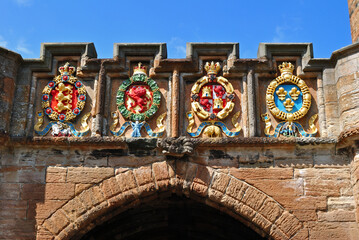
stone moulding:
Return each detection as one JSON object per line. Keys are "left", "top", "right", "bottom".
{"left": 0, "top": 136, "right": 337, "bottom": 150}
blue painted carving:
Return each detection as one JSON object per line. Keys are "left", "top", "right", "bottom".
{"left": 274, "top": 84, "right": 302, "bottom": 113}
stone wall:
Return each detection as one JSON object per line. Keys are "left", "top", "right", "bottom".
{"left": 349, "top": 0, "right": 359, "bottom": 43}
{"left": 1, "top": 41, "right": 359, "bottom": 240}
{"left": 334, "top": 46, "right": 359, "bottom": 132}
{"left": 0, "top": 48, "right": 21, "bottom": 135}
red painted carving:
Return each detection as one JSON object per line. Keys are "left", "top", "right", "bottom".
{"left": 198, "top": 84, "right": 227, "bottom": 115}
{"left": 125, "top": 85, "right": 153, "bottom": 113}
{"left": 200, "top": 99, "right": 212, "bottom": 112}
{"left": 214, "top": 85, "right": 225, "bottom": 98}
{"left": 50, "top": 83, "right": 78, "bottom": 114}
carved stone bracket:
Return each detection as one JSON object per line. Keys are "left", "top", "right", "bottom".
{"left": 158, "top": 136, "right": 195, "bottom": 157}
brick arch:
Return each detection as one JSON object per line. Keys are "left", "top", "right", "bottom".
{"left": 38, "top": 161, "right": 307, "bottom": 240}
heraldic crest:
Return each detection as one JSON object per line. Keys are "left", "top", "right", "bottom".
{"left": 35, "top": 62, "right": 91, "bottom": 137}
{"left": 261, "top": 62, "right": 318, "bottom": 137}
{"left": 111, "top": 63, "right": 166, "bottom": 137}
{"left": 186, "top": 61, "right": 241, "bottom": 137}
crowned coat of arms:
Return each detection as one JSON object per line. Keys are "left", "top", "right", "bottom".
{"left": 186, "top": 61, "right": 241, "bottom": 137}
{"left": 110, "top": 63, "right": 166, "bottom": 137}
{"left": 34, "top": 63, "right": 91, "bottom": 137}
{"left": 261, "top": 62, "right": 318, "bottom": 137}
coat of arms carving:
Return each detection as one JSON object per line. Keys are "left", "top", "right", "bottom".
{"left": 261, "top": 62, "right": 318, "bottom": 137}
{"left": 34, "top": 63, "right": 91, "bottom": 137}
{"left": 110, "top": 63, "right": 166, "bottom": 137}
{"left": 186, "top": 61, "right": 241, "bottom": 137}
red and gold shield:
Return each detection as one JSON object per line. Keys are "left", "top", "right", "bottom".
{"left": 190, "top": 62, "right": 235, "bottom": 120}
{"left": 41, "top": 63, "right": 87, "bottom": 122}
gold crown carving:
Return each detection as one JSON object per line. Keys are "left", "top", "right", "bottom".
{"left": 278, "top": 62, "right": 295, "bottom": 76}
{"left": 283, "top": 98, "right": 295, "bottom": 112}
{"left": 205, "top": 61, "right": 221, "bottom": 75}
{"left": 59, "top": 62, "right": 75, "bottom": 75}
{"left": 133, "top": 62, "right": 147, "bottom": 75}
{"left": 276, "top": 87, "right": 287, "bottom": 101}
{"left": 213, "top": 98, "right": 224, "bottom": 110}
{"left": 201, "top": 86, "right": 212, "bottom": 98}
{"left": 289, "top": 87, "right": 300, "bottom": 100}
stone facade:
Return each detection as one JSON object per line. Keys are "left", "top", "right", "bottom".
{"left": 0, "top": 41, "right": 359, "bottom": 240}
{"left": 1, "top": 6, "right": 359, "bottom": 238}
{"left": 349, "top": 0, "right": 359, "bottom": 43}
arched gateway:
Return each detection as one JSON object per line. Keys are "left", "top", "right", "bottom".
{"left": 2, "top": 3, "right": 359, "bottom": 237}
{"left": 38, "top": 162, "right": 306, "bottom": 240}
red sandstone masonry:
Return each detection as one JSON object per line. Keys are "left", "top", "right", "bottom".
{"left": 173, "top": 161, "right": 187, "bottom": 188}
{"left": 152, "top": 161, "right": 170, "bottom": 181}
{"left": 304, "top": 179, "right": 349, "bottom": 197}
{"left": 275, "top": 195, "right": 327, "bottom": 211}
{"left": 66, "top": 167, "right": 114, "bottom": 184}
{"left": 36, "top": 226, "right": 54, "bottom": 240}
{"left": 62, "top": 198, "right": 87, "bottom": 222}
{"left": 109, "top": 170, "right": 139, "bottom": 207}
{"left": 241, "top": 186, "right": 267, "bottom": 211}
{"left": 275, "top": 211, "right": 302, "bottom": 238}
{"left": 133, "top": 165, "right": 156, "bottom": 196}
{"left": 258, "top": 199, "right": 283, "bottom": 223}
{"left": 269, "top": 225, "right": 288, "bottom": 240}
{"left": 0, "top": 183, "right": 20, "bottom": 199}
{"left": 37, "top": 164, "right": 307, "bottom": 240}
{"left": 229, "top": 168, "right": 294, "bottom": 180}
{"left": 21, "top": 183, "right": 45, "bottom": 200}
{"left": 0, "top": 200, "right": 27, "bottom": 219}
{"left": 2, "top": 161, "right": 355, "bottom": 240}
{"left": 246, "top": 179, "right": 304, "bottom": 197}
{"left": 77, "top": 186, "right": 105, "bottom": 210}
{"left": 46, "top": 167, "right": 67, "bottom": 183}
{"left": 252, "top": 213, "right": 272, "bottom": 233}
{"left": 1, "top": 39, "right": 359, "bottom": 240}
{"left": 233, "top": 202, "right": 257, "bottom": 221}
{"left": 226, "top": 178, "right": 248, "bottom": 201}
{"left": 208, "top": 172, "right": 231, "bottom": 202}
{"left": 191, "top": 165, "right": 214, "bottom": 197}
{"left": 43, "top": 210, "right": 70, "bottom": 235}
{"left": 0, "top": 219, "right": 35, "bottom": 240}
{"left": 115, "top": 170, "right": 137, "bottom": 192}
{"left": 75, "top": 183, "right": 92, "bottom": 194}
{"left": 180, "top": 162, "right": 198, "bottom": 195}
{"left": 45, "top": 183, "right": 75, "bottom": 200}
{"left": 152, "top": 161, "right": 170, "bottom": 191}
{"left": 292, "top": 210, "right": 317, "bottom": 222}
{"left": 100, "top": 177, "right": 121, "bottom": 198}
{"left": 36, "top": 200, "right": 67, "bottom": 223}
{"left": 1, "top": 166, "right": 45, "bottom": 183}
{"left": 309, "top": 222, "right": 359, "bottom": 239}
{"left": 318, "top": 209, "right": 356, "bottom": 222}
{"left": 210, "top": 172, "right": 231, "bottom": 193}
{"left": 290, "top": 227, "right": 309, "bottom": 240}
{"left": 349, "top": 0, "right": 359, "bottom": 42}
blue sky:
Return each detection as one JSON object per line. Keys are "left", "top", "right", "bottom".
{"left": 0, "top": 0, "right": 352, "bottom": 59}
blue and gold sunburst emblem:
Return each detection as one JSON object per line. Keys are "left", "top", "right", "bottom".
{"left": 261, "top": 62, "right": 318, "bottom": 137}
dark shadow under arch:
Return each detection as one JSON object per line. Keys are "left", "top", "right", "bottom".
{"left": 80, "top": 194, "right": 266, "bottom": 240}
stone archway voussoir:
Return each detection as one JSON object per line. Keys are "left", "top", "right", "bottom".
{"left": 38, "top": 162, "right": 305, "bottom": 240}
